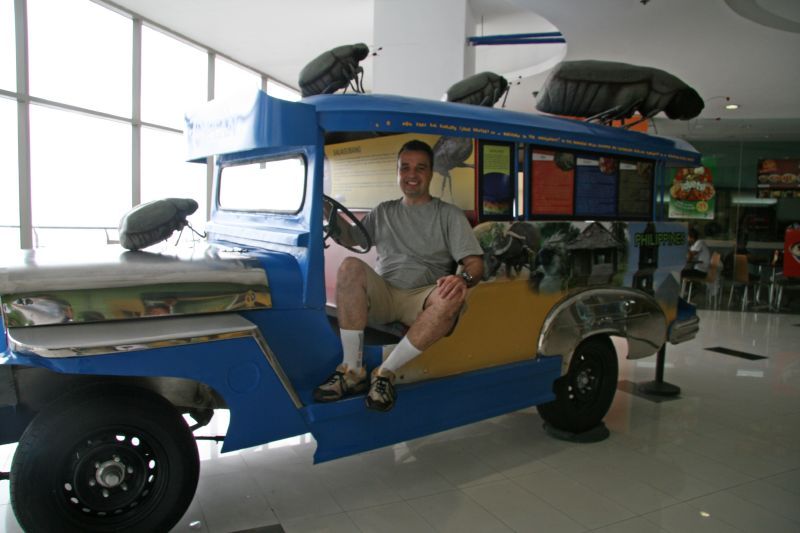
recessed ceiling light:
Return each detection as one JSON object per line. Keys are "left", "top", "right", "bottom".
{"left": 725, "top": 103, "right": 740, "bottom": 110}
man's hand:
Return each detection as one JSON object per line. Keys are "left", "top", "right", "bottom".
{"left": 436, "top": 274, "right": 468, "bottom": 300}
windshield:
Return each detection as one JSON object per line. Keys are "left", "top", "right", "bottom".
{"left": 218, "top": 155, "right": 306, "bottom": 213}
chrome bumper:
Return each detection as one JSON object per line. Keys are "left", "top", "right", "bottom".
{"left": 668, "top": 315, "right": 700, "bottom": 345}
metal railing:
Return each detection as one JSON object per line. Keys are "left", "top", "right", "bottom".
{"left": 0, "top": 224, "right": 119, "bottom": 248}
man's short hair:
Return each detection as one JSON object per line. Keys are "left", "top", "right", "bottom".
{"left": 397, "top": 139, "right": 434, "bottom": 169}
{"left": 688, "top": 227, "right": 699, "bottom": 240}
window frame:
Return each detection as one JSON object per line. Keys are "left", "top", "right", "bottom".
{"left": 216, "top": 153, "right": 308, "bottom": 215}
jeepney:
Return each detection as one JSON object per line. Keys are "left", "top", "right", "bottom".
{"left": 0, "top": 90, "right": 700, "bottom": 532}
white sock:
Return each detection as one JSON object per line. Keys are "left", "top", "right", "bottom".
{"left": 340, "top": 329, "right": 364, "bottom": 371}
{"left": 381, "top": 336, "right": 422, "bottom": 373}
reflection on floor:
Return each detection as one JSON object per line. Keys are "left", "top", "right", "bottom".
{"left": 2, "top": 309, "right": 799, "bottom": 533}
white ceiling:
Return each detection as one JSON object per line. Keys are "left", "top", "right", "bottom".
{"left": 109, "top": 0, "right": 800, "bottom": 142}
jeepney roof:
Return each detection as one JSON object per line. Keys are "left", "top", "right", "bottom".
{"left": 307, "top": 93, "right": 700, "bottom": 166}
{"left": 184, "top": 90, "right": 700, "bottom": 166}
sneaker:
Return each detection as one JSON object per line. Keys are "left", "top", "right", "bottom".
{"left": 313, "top": 365, "right": 367, "bottom": 402}
{"left": 366, "top": 368, "right": 396, "bottom": 412}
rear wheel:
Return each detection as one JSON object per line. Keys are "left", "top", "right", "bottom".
{"left": 537, "top": 336, "right": 618, "bottom": 434}
{"left": 10, "top": 384, "right": 199, "bottom": 533}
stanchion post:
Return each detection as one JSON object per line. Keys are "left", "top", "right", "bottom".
{"left": 638, "top": 344, "right": 681, "bottom": 396}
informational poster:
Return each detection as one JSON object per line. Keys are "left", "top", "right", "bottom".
{"left": 757, "top": 158, "right": 800, "bottom": 198}
{"left": 530, "top": 148, "right": 575, "bottom": 216}
{"left": 324, "top": 133, "right": 475, "bottom": 210}
{"left": 668, "top": 164, "right": 716, "bottom": 220}
{"left": 479, "top": 142, "right": 514, "bottom": 218}
{"left": 574, "top": 155, "right": 617, "bottom": 217}
{"left": 617, "top": 160, "right": 653, "bottom": 219}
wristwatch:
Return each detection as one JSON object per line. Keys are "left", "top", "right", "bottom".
{"left": 460, "top": 270, "right": 474, "bottom": 287}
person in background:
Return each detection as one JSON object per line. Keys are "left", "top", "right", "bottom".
{"left": 314, "top": 139, "right": 484, "bottom": 412}
{"left": 682, "top": 227, "right": 710, "bottom": 281}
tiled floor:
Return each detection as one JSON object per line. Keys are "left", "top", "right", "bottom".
{"left": 2, "top": 309, "right": 799, "bottom": 532}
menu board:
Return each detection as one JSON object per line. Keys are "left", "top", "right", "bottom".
{"left": 479, "top": 142, "right": 515, "bottom": 218}
{"left": 757, "top": 158, "right": 800, "bottom": 198}
{"left": 574, "top": 156, "right": 618, "bottom": 217}
{"left": 531, "top": 148, "right": 575, "bottom": 215}
{"left": 618, "top": 161, "right": 653, "bottom": 218}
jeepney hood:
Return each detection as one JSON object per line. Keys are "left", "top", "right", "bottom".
{"left": 0, "top": 244, "right": 291, "bottom": 328}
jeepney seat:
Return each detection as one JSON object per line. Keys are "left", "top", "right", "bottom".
{"left": 325, "top": 304, "right": 407, "bottom": 345}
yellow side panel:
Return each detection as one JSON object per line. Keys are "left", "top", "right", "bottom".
{"left": 395, "top": 279, "right": 562, "bottom": 383}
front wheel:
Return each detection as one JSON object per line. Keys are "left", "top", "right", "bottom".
{"left": 537, "top": 336, "right": 618, "bottom": 434}
{"left": 10, "top": 384, "right": 200, "bottom": 533}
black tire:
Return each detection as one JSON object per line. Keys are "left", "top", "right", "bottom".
{"left": 537, "top": 336, "right": 618, "bottom": 434}
{"left": 10, "top": 384, "right": 199, "bottom": 533}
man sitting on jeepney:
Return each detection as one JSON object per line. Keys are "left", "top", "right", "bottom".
{"left": 315, "top": 139, "right": 484, "bottom": 411}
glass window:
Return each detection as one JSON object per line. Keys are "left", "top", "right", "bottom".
{"left": 141, "top": 126, "right": 207, "bottom": 231}
{"left": 0, "top": 96, "right": 19, "bottom": 249}
{"left": 141, "top": 26, "right": 208, "bottom": 129}
{"left": 29, "top": 105, "right": 131, "bottom": 232}
{"left": 0, "top": 97, "right": 19, "bottom": 227}
{"left": 267, "top": 79, "right": 301, "bottom": 102}
{"left": 0, "top": 227, "right": 18, "bottom": 250}
{"left": 27, "top": 0, "right": 131, "bottom": 117}
{"left": 0, "top": 0, "right": 15, "bottom": 92}
{"left": 214, "top": 57, "right": 261, "bottom": 102}
{"left": 219, "top": 157, "right": 305, "bottom": 213}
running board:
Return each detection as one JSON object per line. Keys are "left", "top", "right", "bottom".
{"left": 303, "top": 356, "right": 561, "bottom": 463}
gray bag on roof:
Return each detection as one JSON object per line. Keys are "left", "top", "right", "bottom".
{"left": 298, "top": 43, "right": 369, "bottom": 97}
{"left": 119, "top": 198, "right": 198, "bottom": 251}
{"left": 535, "top": 60, "right": 704, "bottom": 121}
{"left": 446, "top": 72, "right": 508, "bottom": 107}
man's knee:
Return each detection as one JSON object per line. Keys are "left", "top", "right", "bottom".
{"left": 427, "top": 291, "right": 466, "bottom": 321}
{"left": 338, "top": 257, "right": 368, "bottom": 285}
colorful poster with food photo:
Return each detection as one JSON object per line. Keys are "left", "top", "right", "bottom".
{"left": 756, "top": 159, "right": 800, "bottom": 198}
{"left": 668, "top": 165, "right": 716, "bottom": 220}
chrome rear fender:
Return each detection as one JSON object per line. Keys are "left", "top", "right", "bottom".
{"left": 538, "top": 287, "right": 666, "bottom": 374}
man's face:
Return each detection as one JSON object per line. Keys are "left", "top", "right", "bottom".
{"left": 397, "top": 150, "right": 433, "bottom": 200}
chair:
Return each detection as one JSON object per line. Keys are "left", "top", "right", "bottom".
{"left": 774, "top": 276, "right": 800, "bottom": 311}
{"left": 752, "top": 262, "right": 778, "bottom": 309}
{"left": 683, "top": 252, "right": 721, "bottom": 308}
{"left": 727, "top": 254, "right": 755, "bottom": 310}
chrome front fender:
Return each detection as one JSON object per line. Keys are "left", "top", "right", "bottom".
{"left": 537, "top": 287, "right": 666, "bottom": 374}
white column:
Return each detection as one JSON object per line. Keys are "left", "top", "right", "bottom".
{"left": 372, "top": 0, "right": 474, "bottom": 100}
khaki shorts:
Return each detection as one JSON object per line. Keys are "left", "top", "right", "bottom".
{"left": 364, "top": 267, "right": 435, "bottom": 327}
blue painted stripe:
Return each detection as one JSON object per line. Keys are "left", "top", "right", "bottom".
{"left": 468, "top": 31, "right": 564, "bottom": 44}
{"left": 469, "top": 37, "right": 566, "bottom": 45}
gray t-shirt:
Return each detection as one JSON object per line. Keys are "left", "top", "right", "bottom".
{"left": 362, "top": 198, "right": 483, "bottom": 289}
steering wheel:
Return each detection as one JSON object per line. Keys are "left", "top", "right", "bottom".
{"left": 323, "top": 195, "right": 372, "bottom": 253}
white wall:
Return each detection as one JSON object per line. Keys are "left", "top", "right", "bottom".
{"left": 372, "top": 0, "right": 470, "bottom": 100}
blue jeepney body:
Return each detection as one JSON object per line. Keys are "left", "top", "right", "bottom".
{"left": 0, "top": 90, "right": 701, "bottom": 463}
